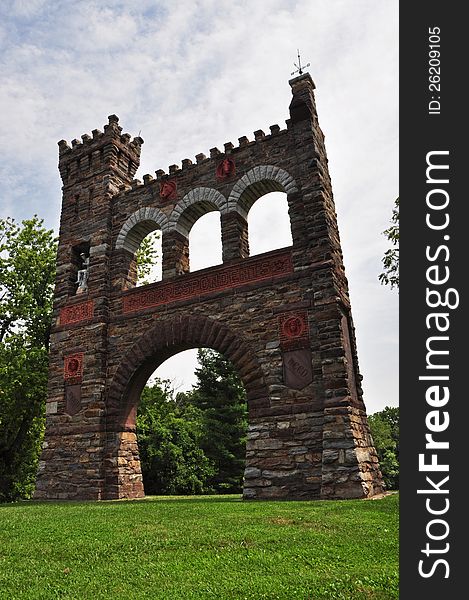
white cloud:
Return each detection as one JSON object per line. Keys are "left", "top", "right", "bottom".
{"left": 8, "top": 0, "right": 47, "bottom": 18}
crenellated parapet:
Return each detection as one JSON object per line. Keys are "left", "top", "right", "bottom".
{"left": 115, "top": 122, "right": 290, "bottom": 196}
{"left": 58, "top": 114, "right": 143, "bottom": 187}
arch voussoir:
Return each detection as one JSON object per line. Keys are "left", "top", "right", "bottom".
{"left": 107, "top": 315, "right": 269, "bottom": 424}
{"left": 211, "top": 324, "right": 231, "bottom": 352}
{"left": 115, "top": 207, "right": 169, "bottom": 254}
{"left": 166, "top": 187, "right": 227, "bottom": 236}
{"left": 162, "top": 319, "right": 178, "bottom": 348}
{"left": 227, "top": 165, "right": 299, "bottom": 217}
{"left": 218, "top": 332, "right": 238, "bottom": 357}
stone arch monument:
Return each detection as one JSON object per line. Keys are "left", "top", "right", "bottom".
{"left": 35, "top": 74, "right": 384, "bottom": 501}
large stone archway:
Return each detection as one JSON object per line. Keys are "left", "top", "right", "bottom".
{"left": 35, "top": 74, "right": 384, "bottom": 501}
{"left": 103, "top": 314, "right": 268, "bottom": 499}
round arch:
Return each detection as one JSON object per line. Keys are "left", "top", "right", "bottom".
{"left": 167, "top": 187, "right": 228, "bottom": 237}
{"left": 115, "top": 207, "right": 169, "bottom": 254}
{"left": 227, "top": 165, "right": 298, "bottom": 218}
{"left": 106, "top": 313, "right": 269, "bottom": 430}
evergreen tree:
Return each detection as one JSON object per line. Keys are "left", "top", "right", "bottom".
{"left": 189, "top": 349, "right": 247, "bottom": 493}
{"left": 136, "top": 380, "right": 214, "bottom": 495}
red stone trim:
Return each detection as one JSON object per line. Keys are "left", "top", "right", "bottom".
{"left": 278, "top": 309, "right": 310, "bottom": 350}
{"left": 122, "top": 250, "right": 293, "bottom": 314}
{"left": 159, "top": 179, "right": 177, "bottom": 200}
{"left": 64, "top": 352, "right": 84, "bottom": 382}
{"left": 216, "top": 157, "right": 236, "bottom": 180}
{"left": 60, "top": 300, "right": 94, "bottom": 325}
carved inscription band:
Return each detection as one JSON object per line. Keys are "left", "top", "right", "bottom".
{"left": 123, "top": 250, "right": 293, "bottom": 314}
{"left": 59, "top": 300, "right": 94, "bottom": 326}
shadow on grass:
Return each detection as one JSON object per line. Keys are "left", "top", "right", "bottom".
{"left": 2, "top": 491, "right": 398, "bottom": 510}
{"left": 1, "top": 494, "right": 244, "bottom": 509}
{"left": 119, "top": 494, "right": 244, "bottom": 505}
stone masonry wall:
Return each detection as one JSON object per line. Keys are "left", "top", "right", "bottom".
{"left": 35, "top": 74, "right": 383, "bottom": 501}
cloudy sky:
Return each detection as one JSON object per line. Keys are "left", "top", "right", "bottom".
{"left": 0, "top": 0, "right": 398, "bottom": 414}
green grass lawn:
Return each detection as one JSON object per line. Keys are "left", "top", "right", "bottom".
{"left": 0, "top": 493, "right": 398, "bottom": 600}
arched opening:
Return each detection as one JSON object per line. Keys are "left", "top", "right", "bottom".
{"left": 247, "top": 191, "right": 293, "bottom": 256}
{"left": 105, "top": 314, "right": 269, "bottom": 500}
{"left": 188, "top": 212, "right": 223, "bottom": 271}
{"left": 114, "top": 207, "right": 167, "bottom": 290}
{"left": 226, "top": 167, "right": 298, "bottom": 256}
{"left": 136, "top": 348, "right": 247, "bottom": 496}
{"left": 163, "top": 188, "right": 226, "bottom": 276}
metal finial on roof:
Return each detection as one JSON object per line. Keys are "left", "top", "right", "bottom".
{"left": 291, "top": 49, "right": 310, "bottom": 76}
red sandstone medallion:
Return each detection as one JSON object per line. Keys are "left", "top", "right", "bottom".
{"left": 64, "top": 353, "right": 84, "bottom": 381}
{"left": 278, "top": 310, "right": 310, "bottom": 351}
{"left": 159, "top": 179, "right": 177, "bottom": 200}
{"left": 282, "top": 315, "right": 306, "bottom": 338}
{"left": 216, "top": 157, "right": 235, "bottom": 180}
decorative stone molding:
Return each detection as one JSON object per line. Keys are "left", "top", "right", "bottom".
{"left": 166, "top": 187, "right": 228, "bottom": 236}
{"left": 122, "top": 249, "right": 293, "bottom": 314}
{"left": 59, "top": 300, "right": 94, "bottom": 326}
{"left": 227, "top": 165, "right": 298, "bottom": 217}
{"left": 115, "top": 207, "right": 169, "bottom": 254}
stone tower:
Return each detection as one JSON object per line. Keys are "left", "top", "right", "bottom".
{"left": 35, "top": 74, "right": 384, "bottom": 501}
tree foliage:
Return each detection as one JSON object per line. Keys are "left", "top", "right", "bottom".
{"left": 379, "top": 197, "right": 399, "bottom": 289}
{"left": 136, "top": 380, "right": 215, "bottom": 495}
{"left": 368, "top": 406, "right": 399, "bottom": 490}
{"left": 188, "top": 349, "right": 248, "bottom": 493}
{"left": 137, "top": 350, "right": 248, "bottom": 496}
{"left": 0, "top": 217, "right": 57, "bottom": 501}
{"left": 135, "top": 231, "right": 160, "bottom": 285}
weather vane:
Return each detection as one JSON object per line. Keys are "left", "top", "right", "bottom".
{"left": 291, "top": 49, "right": 310, "bottom": 76}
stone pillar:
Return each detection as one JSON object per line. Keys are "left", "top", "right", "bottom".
{"left": 221, "top": 211, "right": 249, "bottom": 263}
{"left": 317, "top": 298, "right": 383, "bottom": 499}
{"left": 103, "top": 431, "right": 144, "bottom": 500}
{"left": 111, "top": 248, "right": 136, "bottom": 291}
{"left": 161, "top": 230, "right": 189, "bottom": 279}
{"left": 35, "top": 115, "right": 143, "bottom": 500}
{"left": 243, "top": 408, "right": 324, "bottom": 500}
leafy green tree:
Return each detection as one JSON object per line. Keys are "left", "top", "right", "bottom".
{"left": 368, "top": 406, "right": 399, "bottom": 490}
{"left": 136, "top": 380, "right": 214, "bottom": 495}
{"left": 189, "top": 349, "right": 248, "bottom": 493}
{"left": 0, "top": 214, "right": 159, "bottom": 502}
{"left": 379, "top": 197, "right": 399, "bottom": 289}
{"left": 0, "top": 217, "right": 57, "bottom": 501}
{"left": 136, "top": 231, "right": 160, "bottom": 285}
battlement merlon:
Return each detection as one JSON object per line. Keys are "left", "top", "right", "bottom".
{"left": 57, "top": 114, "right": 144, "bottom": 186}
